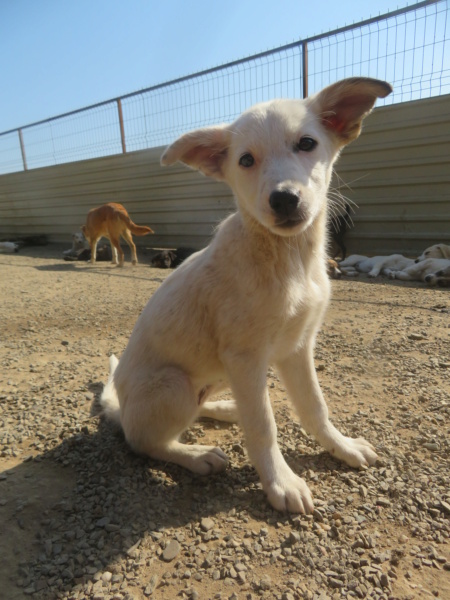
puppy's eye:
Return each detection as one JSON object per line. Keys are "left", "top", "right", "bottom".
{"left": 295, "top": 137, "right": 317, "bottom": 152}
{"left": 239, "top": 153, "right": 254, "bottom": 168}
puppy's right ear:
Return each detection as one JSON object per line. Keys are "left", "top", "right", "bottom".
{"left": 160, "top": 125, "right": 230, "bottom": 180}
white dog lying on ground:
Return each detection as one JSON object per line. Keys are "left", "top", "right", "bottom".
{"left": 339, "top": 253, "right": 414, "bottom": 278}
{"left": 0, "top": 241, "right": 19, "bottom": 253}
{"left": 389, "top": 258, "right": 450, "bottom": 283}
{"left": 100, "top": 77, "right": 391, "bottom": 513}
{"left": 424, "top": 264, "right": 450, "bottom": 287}
{"left": 62, "top": 232, "right": 89, "bottom": 258}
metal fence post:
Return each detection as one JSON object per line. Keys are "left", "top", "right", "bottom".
{"left": 18, "top": 128, "right": 28, "bottom": 170}
{"left": 302, "top": 41, "right": 308, "bottom": 98}
{"left": 117, "top": 99, "right": 126, "bottom": 153}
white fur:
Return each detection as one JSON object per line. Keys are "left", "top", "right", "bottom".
{"left": 101, "top": 77, "right": 391, "bottom": 513}
{"left": 340, "top": 254, "right": 414, "bottom": 278}
{"left": 415, "top": 243, "right": 450, "bottom": 262}
{"left": 423, "top": 264, "right": 450, "bottom": 286}
{"left": 389, "top": 258, "right": 450, "bottom": 282}
{"left": 62, "top": 232, "right": 89, "bottom": 257}
{"left": 0, "top": 241, "right": 19, "bottom": 253}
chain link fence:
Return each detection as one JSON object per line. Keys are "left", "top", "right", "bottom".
{"left": 0, "top": 0, "right": 448, "bottom": 175}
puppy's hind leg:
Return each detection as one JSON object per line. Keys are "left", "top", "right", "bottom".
{"left": 199, "top": 399, "right": 239, "bottom": 423}
{"left": 120, "top": 367, "right": 229, "bottom": 475}
{"left": 110, "top": 235, "right": 124, "bottom": 267}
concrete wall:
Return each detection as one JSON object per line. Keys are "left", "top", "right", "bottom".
{"left": 0, "top": 94, "right": 449, "bottom": 255}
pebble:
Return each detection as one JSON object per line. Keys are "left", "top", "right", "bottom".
{"left": 200, "top": 517, "right": 215, "bottom": 532}
{"left": 162, "top": 540, "right": 181, "bottom": 562}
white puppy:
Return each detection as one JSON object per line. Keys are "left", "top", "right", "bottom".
{"left": 415, "top": 244, "right": 450, "bottom": 263}
{"left": 0, "top": 241, "right": 19, "bottom": 253}
{"left": 62, "top": 232, "right": 89, "bottom": 257}
{"left": 340, "top": 254, "right": 414, "bottom": 278}
{"left": 101, "top": 77, "right": 392, "bottom": 513}
{"left": 424, "top": 264, "right": 450, "bottom": 287}
{"left": 390, "top": 258, "right": 450, "bottom": 282}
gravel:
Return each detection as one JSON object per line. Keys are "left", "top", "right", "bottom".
{"left": 0, "top": 245, "right": 449, "bottom": 600}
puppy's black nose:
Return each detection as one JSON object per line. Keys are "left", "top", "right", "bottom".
{"left": 415, "top": 259, "right": 420, "bottom": 263}
{"left": 424, "top": 275, "right": 432, "bottom": 282}
{"left": 269, "top": 190, "right": 301, "bottom": 218}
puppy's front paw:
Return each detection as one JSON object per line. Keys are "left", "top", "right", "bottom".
{"left": 331, "top": 436, "right": 378, "bottom": 468}
{"left": 264, "top": 469, "right": 314, "bottom": 514}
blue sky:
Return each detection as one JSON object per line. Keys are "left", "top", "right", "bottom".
{"left": 0, "top": 0, "right": 417, "bottom": 133}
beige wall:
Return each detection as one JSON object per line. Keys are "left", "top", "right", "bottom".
{"left": 0, "top": 147, "right": 235, "bottom": 249}
{"left": 334, "top": 93, "right": 450, "bottom": 256}
{"left": 0, "top": 94, "right": 449, "bottom": 255}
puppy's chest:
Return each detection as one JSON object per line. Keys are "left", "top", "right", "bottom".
{"left": 271, "top": 278, "right": 326, "bottom": 350}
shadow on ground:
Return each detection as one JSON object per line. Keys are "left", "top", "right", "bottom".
{"left": 0, "top": 382, "right": 347, "bottom": 599}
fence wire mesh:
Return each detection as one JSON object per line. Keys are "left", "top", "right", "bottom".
{"left": 0, "top": 0, "right": 448, "bottom": 174}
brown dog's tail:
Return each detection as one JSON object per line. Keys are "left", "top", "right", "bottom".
{"left": 119, "top": 212, "right": 154, "bottom": 236}
{"left": 117, "top": 211, "right": 155, "bottom": 235}
{"left": 128, "top": 222, "right": 154, "bottom": 236}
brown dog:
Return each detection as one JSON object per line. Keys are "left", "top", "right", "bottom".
{"left": 81, "top": 203, "right": 154, "bottom": 266}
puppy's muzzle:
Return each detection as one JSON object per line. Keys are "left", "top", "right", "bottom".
{"left": 269, "top": 189, "right": 306, "bottom": 228}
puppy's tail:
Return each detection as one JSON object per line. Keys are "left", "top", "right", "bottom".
{"left": 100, "top": 354, "right": 122, "bottom": 426}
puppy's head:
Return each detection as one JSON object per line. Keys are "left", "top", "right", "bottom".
{"left": 151, "top": 250, "right": 176, "bottom": 269}
{"left": 72, "top": 231, "right": 87, "bottom": 249}
{"left": 416, "top": 244, "right": 450, "bottom": 263}
{"left": 161, "top": 78, "right": 391, "bottom": 237}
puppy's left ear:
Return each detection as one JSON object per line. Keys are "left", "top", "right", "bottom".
{"left": 161, "top": 125, "right": 230, "bottom": 180}
{"left": 309, "top": 77, "right": 392, "bottom": 145}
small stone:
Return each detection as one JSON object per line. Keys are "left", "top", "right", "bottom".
{"left": 96, "top": 517, "right": 110, "bottom": 528}
{"left": 423, "top": 442, "right": 439, "bottom": 451}
{"left": 162, "top": 540, "right": 181, "bottom": 562}
{"left": 144, "top": 575, "right": 158, "bottom": 596}
{"left": 328, "top": 577, "right": 344, "bottom": 588}
{"left": 259, "top": 575, "right": 272, "bottom": 590}
{"left": 200, "top": 517, "right": 214, "bottom": 532}
{"left": 289, "top": 531, "right": 301, "bottom": 545}
{"left": 408, "top": 333, "right": 424, "bottom": 340}
{"left": 376, "top": 497, "right": 391, "bottom": 507}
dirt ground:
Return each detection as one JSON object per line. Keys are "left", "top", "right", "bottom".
{"left": 0, "top": 244, "right": 448, "bottom": 600}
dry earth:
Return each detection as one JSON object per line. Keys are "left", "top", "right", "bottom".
{"left": 0, "top": 245, "right": 449, "bottom": 600}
